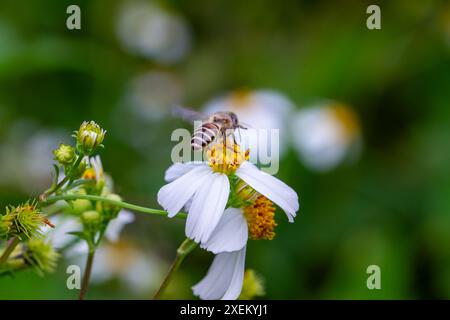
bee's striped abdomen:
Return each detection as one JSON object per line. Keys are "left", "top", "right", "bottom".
{"left": 191, "top": 122, "right": 219, "bottom": 150}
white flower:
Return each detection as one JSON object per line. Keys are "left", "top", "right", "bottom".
{"left": 158, "top": 149, "right": 298, "bottom": 244}
{"left": 291, "top": 102, "right": 361, "bottom": 172}
{"left": 116, "top": 1, "right": 191, "bottom": 64}
{"left": 88, "top": 239, "right": 164, "bottom": 294}
{"left": 160, "top": 151, "right": 299, "bottom": 300}
{"left": 104, "top": 210, "right": 135, "bottom": 242}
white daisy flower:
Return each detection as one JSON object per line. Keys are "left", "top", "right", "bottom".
{"left": 88, "top": 239, "right": 164, "bottom": 294}
{"left": 116, "top": 0, "right": 191, "bottom": 64}
{"left": 160, "top": 147, "right": 299, "bottom": 300}
{"left": 158, "top": 144, "right": 298, "bottom": 244}
{"left": 291, "top": 102, "right": 361, "bottom": 172}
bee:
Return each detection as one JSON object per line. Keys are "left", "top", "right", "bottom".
{"left": 173, "top": 106, "right": 247, "bottom": 150}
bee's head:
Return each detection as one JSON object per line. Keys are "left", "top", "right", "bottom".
{"left": 228, "top": 112, "right": 239, "bottom": 128}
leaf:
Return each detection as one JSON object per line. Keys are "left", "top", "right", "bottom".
{"left": 67, "top": 231, "right": 89, "bottom": 241}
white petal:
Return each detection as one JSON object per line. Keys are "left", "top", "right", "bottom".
{"left": 201, "top": 208, "right": 248, "bottom": 254}
{"left": 186, "top": 173, "right": 230, "bottom": 243}
{"left": 164, "top": 162, "right": 204, "bottom": 182}
{"left": 104, "top": 210, "right": 135, "bottom": 243}
{"left": 236, "top": 161, "right": 299, "bottom": 222}
{"left": 157, "top": 165, "right": 211, "bottom": 217}
{"left": 192, "top": 247, "right": 246, "bottom": 300}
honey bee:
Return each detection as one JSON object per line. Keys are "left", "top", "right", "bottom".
{"left": 173, "top": 106, "right": 247, "bottom": 150}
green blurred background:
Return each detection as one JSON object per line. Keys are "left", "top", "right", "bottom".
{"left": 1, "top": 0, "right": 450, "bottom": 299}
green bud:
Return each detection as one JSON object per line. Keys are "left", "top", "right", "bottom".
{"left": 70, "top": 199, "right": 93, "bottom": 215}
{"left": 53, "top": 144, "right": 75, "bottom": 165}
{"left": 238, "top": 269, "right": 265, "bottom": 300}
{"left": 0, "top": 216, "right": 11, "bottom": 238}
{"left": 76, "top": 121, "right": 106, "bottom": 154}
{"left": 96, "top": 194, "right": 122, "bottom": 220}
{"left": 81, "top": 210, "right": 102, "bottom": 231}
{"left": 24, "top": 239, "right": 60, "bottom": 275}
{"left": 1, "top": 202, "right": 53, "bottom": 240}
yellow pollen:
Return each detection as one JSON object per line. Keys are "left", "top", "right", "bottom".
{"left": 82, "top": 168, "right": 96, "bottom": 180}
{"left": 244, "top": 196, "right": 277, "bottom": 240}
{"left": 207, "top": 142, "right": 250, "bottom": 175}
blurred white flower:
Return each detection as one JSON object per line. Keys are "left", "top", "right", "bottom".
{"left": 203, "top": 90, "right": 295, "bottom": 159}
{"left": 104, "top": 210, "right": 135, "bottom": 242}
{"left": 291, "top": 102, "right": 361, "bottom": 172}
{"left": 0, "top": 120, "right": 67, "bottom": 193}
{"left": 45, "top": 210, "right": 135, "bottom": 257}
{"left": 126, "top": 71, "right": 183, "bottom": 121}
{"left": 116, "top": 0, "right": 191, "bottom": 64}
{"left": 44, "top": 214, "right": 82, "bottom": 250}
{"left": 89, "top": 239, "right": 163, "bottom": 294}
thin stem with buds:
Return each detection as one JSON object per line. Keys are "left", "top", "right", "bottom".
{"left": 43, "top": 194, "right": 187, "bottom": 219}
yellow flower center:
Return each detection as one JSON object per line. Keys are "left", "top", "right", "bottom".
{"left": 207, "top": 142, "right": 249, "bottom": 175}
{"left": 82, "top": 168, "right": 97, "bottom": 180}
{"left": 244, "top": 196, "right": 277, "bottom": 240}
{"left": 330, "top": 104, "right": 360, "bottom": 140}
{"left": 229, "top": 89, "right": 253, "bottom": 108}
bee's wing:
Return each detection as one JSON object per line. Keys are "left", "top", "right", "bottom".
{"left": 172, "top": 105, "right": 207, "bottom": 122}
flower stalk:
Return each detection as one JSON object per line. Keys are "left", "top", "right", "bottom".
{"left": 79, "top": 250, "right": 95, "bottom": 300}
{"left": 153, "top": 238, "right": 197, "bottom": 299}
{"left": 0, "top": 237, "right": 20, "bottom": 265}
{"left": 43, "top": 194, "right": 187, "bottom": 219}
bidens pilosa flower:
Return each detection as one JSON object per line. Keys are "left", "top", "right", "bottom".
{"left": 158, "top": 139, "right": 299, "bottom": 300}
{"left": 158, "top": 141, "right": 298, "bottom": 245}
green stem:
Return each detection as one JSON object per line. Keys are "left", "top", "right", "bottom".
{"left": 39, "top": 155, "right": 84, "bottom": 201}
{"left": 0, "top": 237, "right": 20, "bottom": 265}
{"left": 44, "top": 194, "right": 187, "bottom": 219}
{"left": 78, "top": 250, "right": 95, "bottom": 300}
{"left": 153, "top": 238, "right": 197, "bottom": 299}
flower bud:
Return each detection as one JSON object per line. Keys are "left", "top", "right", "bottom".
{"left": 239, "top": 269, "right": 265, "bottom": 300}
{"left": 53, "top": 144, "right": 75, "bottom": 165}
{"left": 71, "top": 199, "right": 93, "bottom": 215}
{"left": 235, "top": 180, "right": 259, "bottom": 204}
{"left": 96, "top": 194, "right": 122, "bottom": 220}
{"left": 24, "top": 239, "right": 60, "bottom": 275}
{"left": 81, "top": 210, "right": 102, "bottom": 231}
{"left": 1, "top": 202, "right": 53, "bottom": 240}
{"left": 76, "top": 121, "right": 106, "bottom": 154}
{"left": 0, "top": 217, "right": 11, "bottom": 238}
